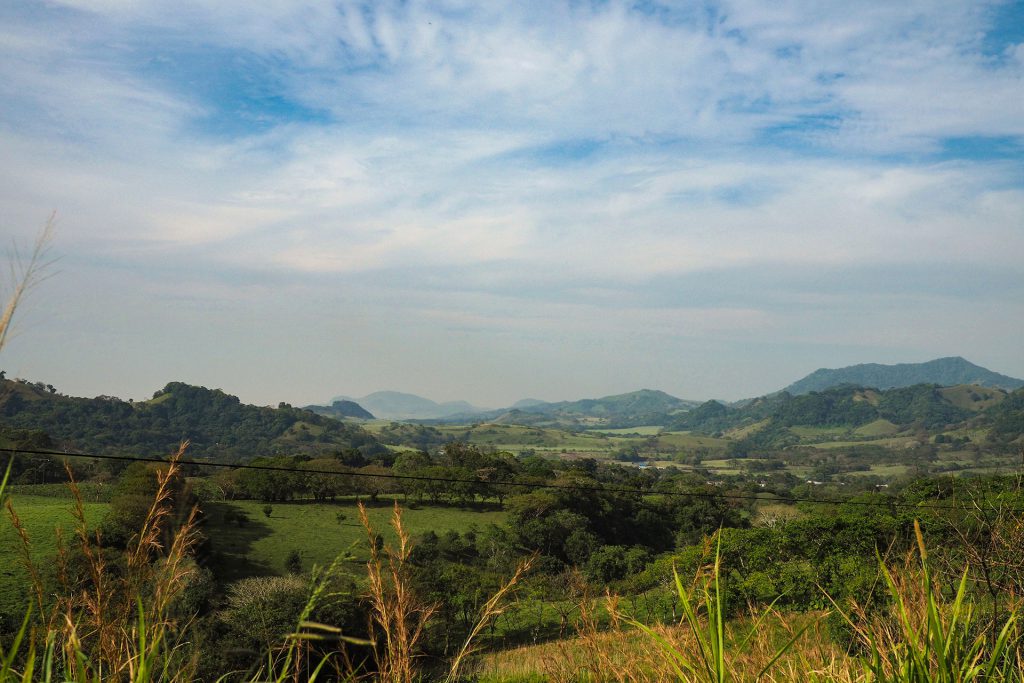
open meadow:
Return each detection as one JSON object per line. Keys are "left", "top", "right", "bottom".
{"left": 0, "top": 494, "right": 109, "bottom": 619}
{"left": 198, "top": 497, "right": 506, "bottom": 582}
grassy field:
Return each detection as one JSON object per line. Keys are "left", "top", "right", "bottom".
{"left": 586, "top": 426, "right": 663, "bottom": 436}
{"left": 654, "top": 431, "right": 729, "bottom": 451}
{"left": 696, "top": 459, "right": 743, "bottom": 475}
{"left": 789, "top": 425, "right": 850, "bottom": 439}
{"left": 204, "top": 497, "right": 507, "bottom": 582}
{"left": 722, "top": 419, "right": 770, "bottom": 439}
{"left": 939, "top": 385, "right": 1006, "bottom": 411}
{"left": 432, "top": 423, "right": 625, "bottom": 456}
{"left": 811, "top": 436, "right": 920, "bottom": 450}
{"left": 0, "top": 494, "right": 109, "bottom": 618}
{"left": 1, "top": 491, "right": 506, "bottom": 617}
{"left": 853, "top": 419, "right": 900, "bottom": 437}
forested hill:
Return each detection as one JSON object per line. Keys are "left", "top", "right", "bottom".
{"left": 671, "top": 383, "right": 1024, "bottom": 450}
{"left": 784, "top": 357, "right": 1024, "bottom": 395}
{"left": 0, "top": 379, "right": 383, "bottom": 460}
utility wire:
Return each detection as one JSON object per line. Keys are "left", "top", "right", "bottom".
{"left": 1, "top": 446, "right": 1022, "bottom": 513}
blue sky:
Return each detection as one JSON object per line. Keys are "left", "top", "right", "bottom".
{"left": 1, "top": 0, "right": 1022, "bottom": 407}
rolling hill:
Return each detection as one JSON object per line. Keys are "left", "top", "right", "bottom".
{"left": 672, "top": 382, "right": 1024, "bottom": 452}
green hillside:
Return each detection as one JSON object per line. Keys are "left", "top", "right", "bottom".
{"left": 669, "top": 383, "right": 1024, "bottom": 452}
{"left": 0, "top": 379, "right": 384, "bottom": 460}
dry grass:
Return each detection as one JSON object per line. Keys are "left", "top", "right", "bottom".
{"left": 444, "top": 553, "right": 535, "bottom": 683}
{"left": 480, "top": 523, "right": 1024, "bottom": 682}
{"left": 478, "top": 608, "right": 857, "bottom": 683}
{"left": 359, "top": 501, "right": 534, "bottom": 683}
{"left": 360, "top": 500, "right": 438, "bottom": 683}
{"left": 0, "top": 212, "right": 56, "bottom": 354}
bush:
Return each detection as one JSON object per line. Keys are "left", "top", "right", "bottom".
{"left": 285, "top": 549, "right": 302, "bottom": 575}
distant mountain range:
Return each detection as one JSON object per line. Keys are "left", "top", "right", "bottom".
{"left": 306, "top": 357, "right": 1024, "bottom": 427}
{"left": 325, "top": 391, "right": 484, "bottom": 420}
{"left": 784, "top": 357, "right": 1024, "bottom": 395}
{"left": 419, "top": 389, "right": 703, "bottom": 428}
{"left": 308, "top": 388, "right": 702, "bottom": 425}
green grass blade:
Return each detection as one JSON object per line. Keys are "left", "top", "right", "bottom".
{"left": 754, "top": 619, "right": 813, "bottom": 681}
{"left": 737, "top": 593, "right": 787, "bottom": 652}
{"left": 675, "top": 564, "right": 714, "bottom": 679}
{"left": 0, "top": 605, "right": 32, "bottom": 676}
{"left": 713, "top": 535, "right": 725, "bottom": 683}
{"left": 0, "top": 455, "right": 12, "bottom": 501}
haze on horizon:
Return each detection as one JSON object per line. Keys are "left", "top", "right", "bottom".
{"left": 1, "top": 1, "right": 1023, "bottom": 409}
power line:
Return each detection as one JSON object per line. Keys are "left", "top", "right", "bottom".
{"left": 1, "top": 446, "right": 1021, "bottom": 513}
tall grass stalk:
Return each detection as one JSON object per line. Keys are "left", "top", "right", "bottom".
{"left": 620, "top": 532, "right": 808, "bottom": 682}
{"left": 444, "top": 554, "right": 535, "bottom": 683}
{"left": 359, "top": 501, "right": 437, "bottom": 683}
{"left": 248, "top": 552, "right": 372, "bottom": 683}
{"left": 1, "top": 444, "right": 203, "bottom": 682}
{"left": 831, "top": 520, "right": 1022, "bottom": 682}
{"left": 0, "top": 212, "right": 56, "bottom": 353}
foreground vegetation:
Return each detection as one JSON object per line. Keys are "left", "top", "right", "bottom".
{"left": 2, "top": 442, "right": 1023, "bottom": 681}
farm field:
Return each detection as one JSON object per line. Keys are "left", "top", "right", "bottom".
{"left": 653, "top": 431, "right": 729, "bottom": 451}
{"left": 0, "top": 494, "right": 109, "bottom": 618}
{"left": 586, "top": 426, "right": 663, "bottom": 435}
{"left": 204, "top": 498, "right": 508, "bottom": 582}
{"left": 435, "top": 423, "right": 621, "bottom": 451}
{"left": 809, "top": 436, "right": 920, "bottom": 450}
{"left": 789, "top": 425, "right": 850, "bottom": 439}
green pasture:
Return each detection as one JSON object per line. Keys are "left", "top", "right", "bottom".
{"left": 655, "top": 431, "right": 728, "bottom": 450}
{"left": 0, "top": 494, "right": 109, "bottom": 617}
{"left": 697, "top": 459, "right": 743, "bottom": 475}
{"left": 722, "top": 419, "right": 770, "bottom": 439}
{"left": 812, "top": 436, "right": 919, "bottom": 450}
{"left": 587, "top": 426, "right": 663, "bottom": 436}
{"left": 435, "top": 423, "right": 619, "bottom": 449}
{"left": 789, "top": 425, "right": 850, "bottom": 439}
{"left": 845, "top": 464, "right": 910, "bottom": 478}
{"left": 853, "top": 419, "right": 901, "bottom": 437}
{"left": 204, "top": 498, "right": 507, "bottom": 582}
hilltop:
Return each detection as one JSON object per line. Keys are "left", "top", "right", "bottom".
{"left": 784, "top": 357, "right": 1024, "bottom": 395}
